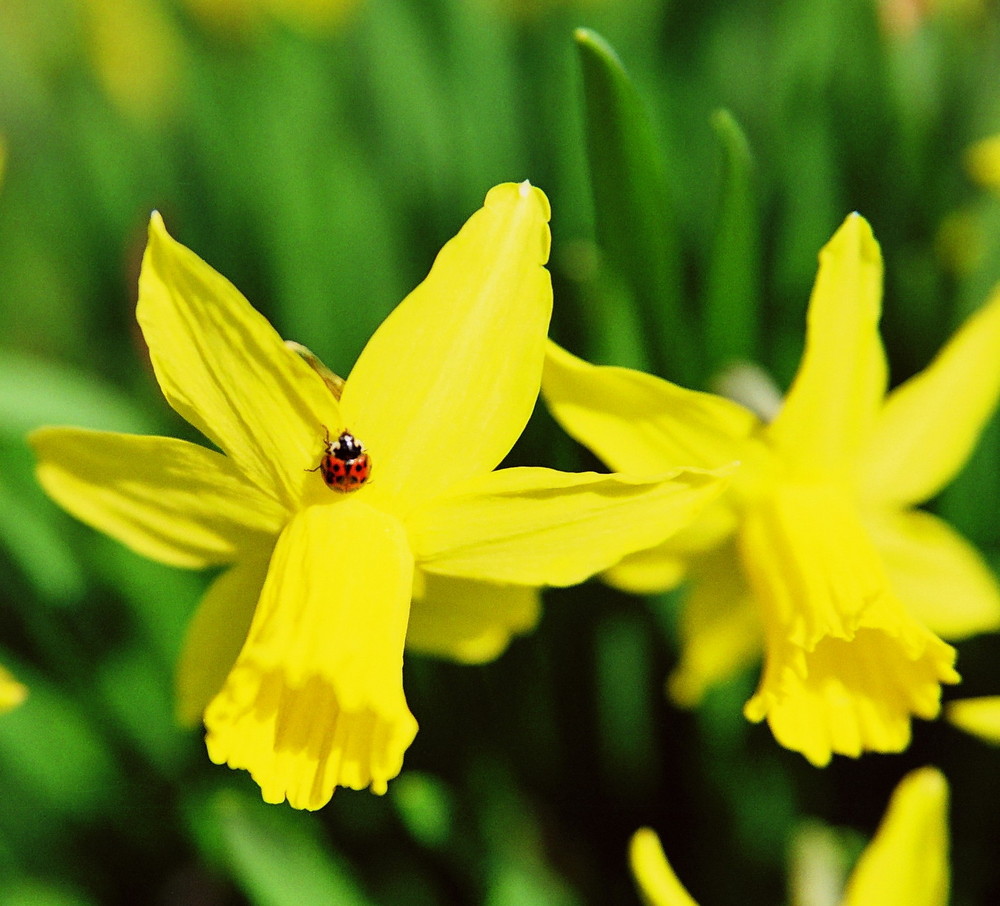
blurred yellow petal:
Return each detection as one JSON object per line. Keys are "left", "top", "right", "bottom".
{"left": 629, "top": 828, "right": 700, "bottom": 906}
{"left": 604, "top": 493, "right": 743, "bottom": 596}
{"left": 945, "top": 696, "right": 1000, "bottom": 744}
{"left": 769, "top": 215, "right": 887, "bottom": 477}
{"left": 841, "top": 767, "right": 949, "bottom": 906}
{"left": 138, "top": 214, "right": 339, "bottom": 511}
{"left": 667, "top": 543, "right": 762, "bottom": 707}
{"left": 341, "top": 182, "right": 552, "bottom": 508}
{"left": 205, "top": 500, "right": 417, "bottom": 809}
{"left": 543, "top": 340, "right": 757, "bottom": 473}
{"left": 409, "top": 466, "right": 727, "bottom": 587}
{"left": 406, "top": 571, "right": 540, "bottom": 664}
{"left": 175, "top": 553, "right": 272, "bottom": 727}
{"left": 81, "top": 0, "right": 186, "bottom": 122}
{"left": 965, "top": 133, "right": 1000, "bottom": 190}
{"left": 602, "top": 545, "right": 687, "bottom": 594}
{"left": 866, "top": 508, "right": 1000, "bottom": 639}
{"left": 31, "top": 428, "right": 284, "bottom": 570}
{"left": 859, "top": 286, "right": 1000, "bottom": 505}
{"left": 0, "top": 665, "right": 27, "bottom": 714}
{"left": 745, "top": 610, "right": 957, "bottom": 766}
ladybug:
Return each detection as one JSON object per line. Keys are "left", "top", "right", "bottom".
{"left": 308, "top": 427, "right": 371, "bottom": 491}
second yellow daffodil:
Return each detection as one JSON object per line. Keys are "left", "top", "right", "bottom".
{"left": 31, "top": 182, "right": 725, "bottom": 809}
{"left": 543, "top": 213, "right": 1000, "bottom": 765}
{"left": 631, "top": 766, "right": 950, "bottom": 906}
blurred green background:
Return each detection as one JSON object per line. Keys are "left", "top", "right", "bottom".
{"left": 3, "top": 0, "right": 1000, "bottom": 903}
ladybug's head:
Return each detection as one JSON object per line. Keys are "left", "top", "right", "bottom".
{"left": 332, "top": 430, "right": 365, "bottom": 461}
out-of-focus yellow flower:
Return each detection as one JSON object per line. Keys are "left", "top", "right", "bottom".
{"left": 876, "top": 0, "right": 986, "bottom": 38}
{"left": 0, "top": 665, "right": 27, "bottom": 714}
{"left": 181, "top": 0, "right": 363, "bottom": 36}
{"left": 965, "top": 135, "right": 1000, "bottom": 192}
{"left": 945, "top": 695, "right": 1000, "bottom": 744}
{"left": 544, "top": 214, "right": 1000, "bottom": 766}
{"left": 32, "top": 183, "right": 726, "bottom": 810}
{"left": 631, "top": 767, "right": 949, "bottom": 906}
{"left": 75, "top": 0, "right": 186, "bottom": 122}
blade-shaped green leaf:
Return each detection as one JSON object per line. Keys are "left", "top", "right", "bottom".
{"left": 704, "top": 109, "right": 760, "bottom": 369}
{"left": 191, "top": 789, "right": 375, "bottom": 906}
{"left": 574, "top": 28, "right": 696, "bottom": 383}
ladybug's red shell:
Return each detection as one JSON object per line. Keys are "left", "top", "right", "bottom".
{"left": 312, "top": 429, "right": 371, "bottom": 492}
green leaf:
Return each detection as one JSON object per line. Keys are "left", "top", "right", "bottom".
{"left": 390, "top": 771, "right": 455, "bottom": 850}
{"left": 192, "top": 789, "right": 375, "bottom": 906}
{"left": 703, "top": 110, "right": 760, "bottom": 369}
{"left": 574, "top": 28, "right": 695, "bottom": 383}
{"left": 0, "top": 353, "right": 154, "bottom": 437}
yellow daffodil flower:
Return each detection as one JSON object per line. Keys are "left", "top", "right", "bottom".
{"left": 543, "top": 213, "right": 1000, "bottom": 765}
{"left": 31, "top": 182, "right": 726, "bottom": 809}
{"left": 630, "top": 766, "right": 949, "bottom": 906}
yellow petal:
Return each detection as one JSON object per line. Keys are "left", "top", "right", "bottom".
{"left": 628, "top": 828, "right": 701, "bottom": 906}
{"left": 139, "top": 213, "right": 340, "bottom": 510}
{"left": 866, "top": 508, "right": 1000, "bottom": 639}
{"left": 340, "top": 183, "right": 552, "bottom": 509}
{"left": 605, "top": 503, "right": 741, "bottom": 595}
{"left": 406, "top": 570, "right": 540, "bottom": 664}
{"left": 204, "top": 500, "right": 417, "bottom": 809}
{"left": 0, "top": 665, "right": 28, "bottom": 714}
{"left": 31, "top": 428, "right": 284, "bottom": 570}
{"left": 965, "top": 133, "right": 1000, "bottom": 189}
{"left": 602, "top": 545, "right": 688, "bottom": 594}
{"left": 768, "top": 215, "right": 887, "bottom": 477}
{"left": 175, "top": 552, "right": 272, "bottom": 727}
{"left": 858, "top": 285, "right": 1000, "bottom": 505}
{"left": 408, "top": 466, "right": 728, "bottom": 587}
{"left": 841, "top": 768, "right": 949, "bottom": 906}
{"left": 745, "top": 610, "right": 958, "bottom": 766}
{"left": 667, "top": 543, "right": 762, "bottom": 707}
{"left": 542, "top": 340, "right": 757, "bottom": 473}
{"left": 945, "top": 696, "right": 1000, "bottom": 744}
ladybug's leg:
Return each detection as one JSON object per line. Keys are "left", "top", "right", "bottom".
{"left": 306, "top": 425, "right": 332, "bottom": 472}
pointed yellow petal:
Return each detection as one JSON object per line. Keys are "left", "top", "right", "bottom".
{"left": 859, "top": 286, "right": 1000, "bottom": 505}
{"left": 768, "top": 215, "right": 887, "bottom": 476}
{"left": 406, "top": 570, "right": 540, "bottom": 664}
{"left": 139, "top": 214, "right": 340, "bottom": 510}
{"left": 340, "top": 183, "right": 552, "bottom": 508}
{"left": 408, "top": 466, "right": 727, "bottom": 587}
{"left": 667, "top": 542, "right": 762, "bottom": 707}
{"left": 204, "top": 500, "right": 417, "bottom": 809}
{"left": 867, "top": 508, "right": 1000, "bottom": 639}
{"left": 31, "top": 427, "right": 284, "bottom": 569}
{"left": 175, "top": 552, "right": 272, "bottom": 727}
{"left": 841, "top": 768, "right": 949, "bottom": 906}
{"left": 745, "top": 608, "right": 958, "bottom": 766}
{"left": 946, "top": 696, "right": 1000, "bottom": 744}
{"left": 0, "top": 665, "right": 27, "bottom": 714}
{"left": 629, "top": 828, "right": 701, "bottom": 906}
{"left": 542, "top": 340, "right": 756, "bottom": 473}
